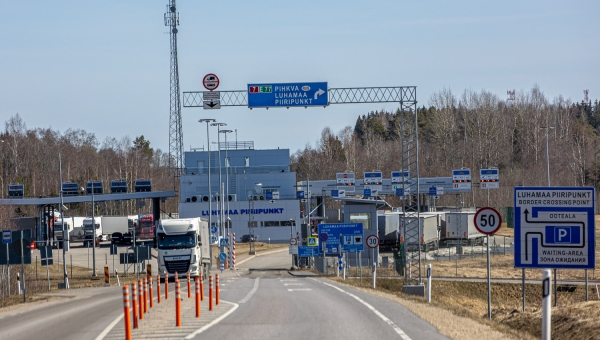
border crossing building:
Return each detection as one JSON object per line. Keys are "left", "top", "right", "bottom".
{"left": 178, "top": 141, "right": 300, "bottom": 242}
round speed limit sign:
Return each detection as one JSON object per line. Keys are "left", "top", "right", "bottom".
{"left": 474, "top": 207, "right": 502, "bottom": 235}
{"left": 366, "top": 234, "right": 379, "bottom": 248}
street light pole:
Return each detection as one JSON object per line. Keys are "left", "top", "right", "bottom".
{"left": 91, "top": 183, "right": 96, "bottom": 277}
{"left": 540, "top": 126, "right": 554, "bottom": 186}
{"left": 211, "top": 123, "right": 227, "bottom": 239}
{"left": 211, "top": 122, "right": 227, "bottom": 261}
{"left": 220, "top": 129, "right": 233, "bottom": 232}
{"left": 58, "top": 153, "right": 68, "bottom": 288}
{"left": 199, "top": 119, "right": 215, "bottom": 271}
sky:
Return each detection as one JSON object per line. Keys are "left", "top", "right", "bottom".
{"left": 1, "top": 0, "right": 598, "bottom": 156}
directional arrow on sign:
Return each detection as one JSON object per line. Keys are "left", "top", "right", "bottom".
{"left": 203, "top": 100, "right": 221, "bottom": 109}
{"left": 523, "top": 208, "right": 586, "bottom": 261}
{"left": 314, "top": 88, "right": 325, "bottom": 100}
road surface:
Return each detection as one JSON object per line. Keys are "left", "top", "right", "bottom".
{"left": 0, "top": 249, "right": 448, "bottom": 340}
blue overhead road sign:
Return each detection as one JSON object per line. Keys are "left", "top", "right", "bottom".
{"left": 514, "top": 187, "right": 595, "bottom": 269}
{"left": 248, "top": 82, "right": 328, "bottom": 108}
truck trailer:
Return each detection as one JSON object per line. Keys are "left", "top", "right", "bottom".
{"left": 399, "top": 213, "right": 442, "bottom": 250}
{"left": 54, "top": 216, "right": 86, "bottom": 247}
{"left": 377, "top": 212, "right": 401, "bottom": 249}
{"left": 443, "top": 212, "right": 483, "bottom": 244}
{"left": 156, "top": 217, "right": 210, "bottom": 279}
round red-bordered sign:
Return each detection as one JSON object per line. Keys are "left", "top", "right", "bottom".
{"left": 203, "top": 73, "right": 220, "bottom": 91}
{"left": 473, "top": 207, "right": 502, "bottom": 235}
{"left": 366, "top": 234, "right": 379, "bottom": 248}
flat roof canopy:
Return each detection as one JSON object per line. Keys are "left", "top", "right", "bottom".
{"left": 0, "top": 191, "right": 177, "bottom": 206}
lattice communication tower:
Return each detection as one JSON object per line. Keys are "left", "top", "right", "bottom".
{"left": 164, "top": 0, "right": 183, "bottom": 175}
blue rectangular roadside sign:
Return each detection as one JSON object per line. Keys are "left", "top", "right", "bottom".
{"left": 318, "top": 223, "right": 364, "bottom": 254}
{"left": 514, "top": 187, "right": 595, "bottom": 269}
{"left": 2, "top": 230, "right": 11, "bottom": 244}
{"left": 247, "top": 82, "right": 328, "bottom": 108}
{"left": 298, "top": 246, "right": 321, "bottom": 257}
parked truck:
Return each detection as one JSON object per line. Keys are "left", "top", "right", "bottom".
{"left": 83, "top": 216, "right": 102, "bottom": 246}
{"left": 103, "top": 216, "right": 132, "bottom": 245}
{"left": 399, "top": 213, "right": 443, "bottom": 250}
{"left": 54, "top": 216, "right": 86, "bottom": 247}
{"left": 378, "top": 212, "right": 401, "bottom": 249}
{"left": 83, "top": 216, "right": 134, "bottom": 246}
{"left": 443, "top": 212, "right": 483, "bottom": 245}
{"left": 137, "top": 214, "right": 155, "bottom": 240}
{"left": 156, "top": 217, "right": 210, "bottom": 279}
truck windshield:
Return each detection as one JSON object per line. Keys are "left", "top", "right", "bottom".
{"left": 83, "top": 223, "right": 100, "bottom": 230}
{"left": 157, "top": 233, "right": 196, "bottom": 249}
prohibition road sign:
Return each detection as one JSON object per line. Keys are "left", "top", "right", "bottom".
{"left": 203, "top": 73, "right": 220, "bottom": 91}
{"left": 290, "top": 238, "right": 297, "bottom": 245}
{"left": 366, "top": 234, "right": 379, "bottom": 248}
{"left": 474, "top": 207, "right": 502, "bottom": 235}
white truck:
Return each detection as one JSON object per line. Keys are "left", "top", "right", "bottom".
{"left": 83, "top": 216, "right": 131, "bottom": 246}
{"left": 443, "top": 212, "right": 484, "bottom": 245}
{"left": 156, "top": 217, "right": 210, "bottom": 279}
{"left": 103, "top": 216, "right": 131, "bottom": 245}
{"left": 83, "top": 216, "right": 102, "bottom": 246}
{"left": 55, "top": 216, "right": 86, "bottom": 247}
{"left": 400, "top": 213, "right": 444, "bottom": 250}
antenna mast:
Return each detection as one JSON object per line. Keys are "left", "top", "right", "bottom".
{"left": 507, "top": 90, "right": 516, "bottom": 101}
{"left": 165, "top": 0, "right": 183, "bottom": 175}
{"left": 584, "top": 89, "right": 589, "bottom": 105}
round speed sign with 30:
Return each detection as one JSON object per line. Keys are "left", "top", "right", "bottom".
{"left": 473, "top": 207, "right": 502, "bottom": 235}
{"left": 366, "top": 234, "right": 379, "bottom": 248}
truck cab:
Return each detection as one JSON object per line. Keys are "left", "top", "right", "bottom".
{"left": 54, "top": 218, "right": 72, "bottom": 248}
{"left": 156, "top": 218, "right": 210, "bottom": 279}
{"left": 83, "top": 217, "right": 103, "bottom": 246}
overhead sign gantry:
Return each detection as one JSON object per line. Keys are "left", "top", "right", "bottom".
{"left": 183, "top": 82, "right": 423, "bottom": 293}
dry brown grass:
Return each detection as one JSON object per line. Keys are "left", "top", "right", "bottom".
{"left": 330, "top": 217, "right": 600, "bottom": 339}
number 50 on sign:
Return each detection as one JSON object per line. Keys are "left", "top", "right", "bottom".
{"left": 474, "top": 207, "right": 502, "bottom": 235}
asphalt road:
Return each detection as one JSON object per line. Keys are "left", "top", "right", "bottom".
{"left": 198, "top": 274, "right": 448, "bottom": 340}
{"left": 0, "top": 248, "right": 449, "bottom": 340}
{"left": 0, "top": 286, "right": 123, "bottom": 340}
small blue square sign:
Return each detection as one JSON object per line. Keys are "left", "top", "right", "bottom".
{"left": 2, "top": 230, "right": 11, "bottom": 244}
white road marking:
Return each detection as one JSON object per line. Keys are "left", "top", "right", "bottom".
{"left": 94, "top": 314, "right": 123, "bottom": 340}
{"left": 317, "top": 280, "right": 412, "bottom": 340}
{"left": 280, "top": 279, "right": 297, "bottom": 281}
{"left": 284, "top": 283, "right": 303, "bottom": 286}
{"left": 184, "top": 300, "right": 239, "bottom": 339}
{"left": 96, "top": 292, "right": 165, "bottom": 340}
{"left": 287, "top": 289, "right": 312, "bottom": 291}
{"left": 238, "top": 278, "right": 260, "bottom": 304}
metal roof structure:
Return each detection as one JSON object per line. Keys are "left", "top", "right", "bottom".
{"left": 0, "top": 191, "right": 177, "bottom": 206}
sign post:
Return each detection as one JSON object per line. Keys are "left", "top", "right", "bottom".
{"left": 3, "top": 230, "right": 11, "bottom": 296}
{"left": 366, "top": 235, "right": 379, "bottom": 289}
{"left": 474, "top": 206, "right": 502, "bottom": 319}
{"left": 542, "top": 269, "right": 551, "bottom": 340}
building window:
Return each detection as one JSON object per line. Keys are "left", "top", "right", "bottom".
{"left": 261, "top": 221, "right": 280, "bottom": 227}
{"left": 244, "top": 157, "right": 250, "bottom": 167}
{"left": 225, "top": 157, "right": 230, "bottom": 168}
{"left": 350, "top": 213, "right": 370, "bottom": 230}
